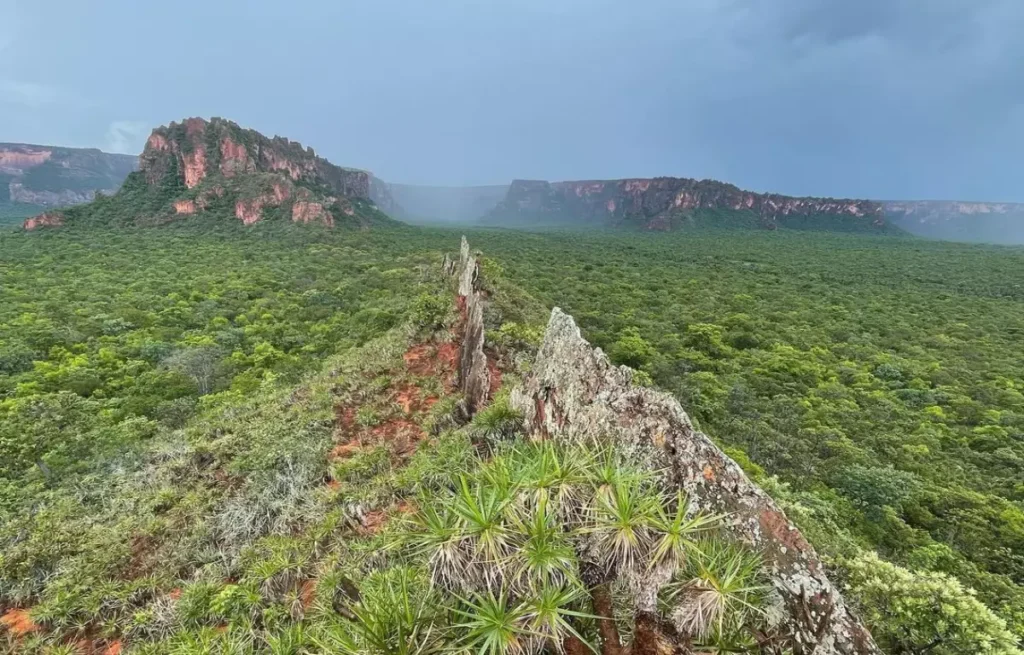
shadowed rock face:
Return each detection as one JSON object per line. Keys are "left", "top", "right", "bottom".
{"left": 510, "top": 308, "right": 880, "bottom": 654}
{"left": 487, "top": 178, "right": 886, "bottom": 231}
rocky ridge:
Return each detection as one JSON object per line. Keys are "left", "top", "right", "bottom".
{"left": 450, "top": 236, "right": 878, "bottom": 652}
{"left": 486, "top": 178, "right": 887, "bottom": 231}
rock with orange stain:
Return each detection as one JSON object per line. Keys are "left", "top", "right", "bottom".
{"left": 0, "top": 147, "right": 51, "bottom": 168}
{"left": 1, "top": 608, "right": 39, "bottom": 636}
{"left": 219, "top": 137, "right": 251, "bottom": 177}
{"left": 173, "top": 199, "right": 197, "bottom": 215}
{"left": 22, "top": 211, "right": 64, "bottom": 230}
{"left": 182, "top": 147, "right": 207, "bottom": 189}
{"left": 292, "top": 200, "right": 335, "bottom": 226}
{"left": 235, "top": 198, "right": 265, "bottom": 225}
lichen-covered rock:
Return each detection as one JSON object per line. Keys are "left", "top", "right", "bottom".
{"left": 454, "top": 237, "right": 490, "bottom": 416}
{"left": 510, "top": 308, "right": 881, "bottom": 655}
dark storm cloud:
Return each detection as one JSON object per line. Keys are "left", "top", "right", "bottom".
{"left": 2, "top": 0, "right": 1022, "bottom": 200}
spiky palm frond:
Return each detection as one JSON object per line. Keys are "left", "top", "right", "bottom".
{"left": 506, "top": 495, "right": 579, "bottom": 592}
{"left": 647, "top": 492, "right": 720, "bottom": 572}
{"left": 665, "top": 541, "right": 767, "bottom": 642}
{"left": 584, "top": 478, "right": 659, "bottom": 573}
{"left": 452, "top": 476, "right": 515, "bottom": 576}
{"left": 403, "top": 499, "right": 476, "bottom": 590}
{"left": 311, "top": 567, "right": 446, "bottom": 655}
{"left": 453, "top": 590, "right": 532, "bottom": 655}
{"left": 522, "top": 583, "right": 594, "bottom": 652}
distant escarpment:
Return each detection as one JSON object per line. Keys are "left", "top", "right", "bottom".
{"left": 884, "top": 200, "right": 1024, "bottom": 244}
{"left": 0, "top": 143, "right": 137, "bottom": 222}
{"left": 24, "top": 117, "right": 398, "bottom": 230}
{"left": 485, "top": 178, "right": 890, "bottom": 232}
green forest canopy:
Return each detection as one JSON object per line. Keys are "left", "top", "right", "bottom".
{"left": 1, "top": 220, "right": 1023, "bottom": 653}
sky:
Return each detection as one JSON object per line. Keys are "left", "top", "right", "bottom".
{"left": 2, "top": 0, "right": 1023, "bottom": 201}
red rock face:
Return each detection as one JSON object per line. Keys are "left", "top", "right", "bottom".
{"left": 23, "top": 212, "right": 64, "bottom": 230}
{"left": 292, "top": 200, "right": 334, "bottom": 226}
{"left": 0, "top": 148, "right": 52, "bottom": 169}
{"left": 235, "top": 198, "right": 265, "bottom": 225}
{"left": 183, "top": 148, "right": 207, "bottom": 189}
{"left": 219, "top": 137, "right": 250, "bottom": 177}
{"left": 173, "top": 200, "right": 197, "bottom": 215}
{"left": 146, "top": 134, "right": 169, "bottom": 152}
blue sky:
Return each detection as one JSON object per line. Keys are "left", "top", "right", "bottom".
{"left": 2, "top": 0, "right": 1023, "bottom": 200}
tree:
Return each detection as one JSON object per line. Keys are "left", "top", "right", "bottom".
{"left": 841, "top": 551, "right": 1021, "bottom": 655}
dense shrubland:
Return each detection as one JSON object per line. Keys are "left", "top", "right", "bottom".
{"left": 1, "top": 220, "right": 1023, "bottom": 653}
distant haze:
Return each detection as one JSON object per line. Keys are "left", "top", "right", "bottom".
{"left": 2, "top": 0, "right": 1024, "bottom": 202}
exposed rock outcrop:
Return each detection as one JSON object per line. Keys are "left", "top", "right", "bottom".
{"left": 452, "top": 236, "right": 490, "bottom": 416}
{"left": 486, "top": 178, "right": 886, "bottom": 231}
{"left": 22, "top": 212, "right": 64, "bottom": 230}
{"left": 510, "top": 308, "right": 880, "bottom": 654}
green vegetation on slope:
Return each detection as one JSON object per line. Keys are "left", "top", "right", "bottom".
{"left": 2, "top": 221, "right": 1023, "bottom": 653}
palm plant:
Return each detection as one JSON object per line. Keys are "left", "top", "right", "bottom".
{"left": 663, "top": 541, "right": 768, "bottom": 645}
{"left": 310, "top": 567, "right": 446, "bottom": 655}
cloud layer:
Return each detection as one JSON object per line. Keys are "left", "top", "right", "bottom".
{"left": 1, "top": 0, "right": 1022, "bottom": 200}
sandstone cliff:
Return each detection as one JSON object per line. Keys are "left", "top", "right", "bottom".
{"left": 0, "top": 143, "right": 136, "bottom": 215}
{"left": 24, "top": 118, "right": 397, "bottom": 230}
{"left": 486, "top": 178, "right": 888, "bottom": 232}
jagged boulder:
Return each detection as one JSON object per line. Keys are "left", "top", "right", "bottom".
{"left": 510, "top": 308, "right": 880, "bottom": 655}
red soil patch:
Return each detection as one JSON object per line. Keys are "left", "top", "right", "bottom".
{"left": 403, "top": 344, "right": 435, "bottom": 376}
{"left": 169, "top": 588, "right": 183, "bottom": 600}
{"left": 103, "top": 641, "right": 123, "bottom": 655}
{"left": 397, "top": 499, "right": 418, "bottom": 515}
{"left": 326, "top": 479, "right": 341, "bottom": 490}
{"left": 395, "top": 384, "right": 419, "bottom": 414}
{"left": 370, "top": 419, "right": 425, "bottom": 452}
{"left": 486, "top": 356, "right": 503, "bottom": 398}
{"left": 126, "top": 533, "right": 159, "bottom": 578}
{"left": 359, "top": 510, "right": 388, "bottom": 535}
{"left": 329, "top": 442, "right": 361, "bottom": 460}
{"left": 334, "top": 405, "right": 357, "bottom": 437}
{"left": 300, "top": 579, "right": 317, "bottom": 609}
{"left": 403, "top": 341, "right": 459, "bottom": 390}
{"left": 1, "top": 608, "right": 38, "bottom": 636}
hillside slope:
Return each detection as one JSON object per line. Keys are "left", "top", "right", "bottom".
{"left": 22, "top": 118, "right": 399, "bottom": 230}
{"left": 484, "top": 178, "right": 895, "bottom": 233}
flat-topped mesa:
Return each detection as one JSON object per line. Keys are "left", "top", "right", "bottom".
{"left": 510, "top": 308, "right": 881, "bottom": 654}
{"left": 487, "top": 177, "right": 886, "bottom": 231}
